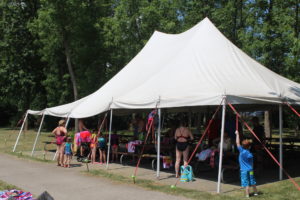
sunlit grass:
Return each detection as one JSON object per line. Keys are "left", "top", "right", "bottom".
{"left": 0, "top": 180, "right": 19, "bottom": 191}
{"left": 87, "top": 169, "right": 239, "bottom": 200}
{"left": 0, "top": 128, "right": 56, "bottom": 160}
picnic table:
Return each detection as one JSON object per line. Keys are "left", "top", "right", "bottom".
{"left": 265, "top": 137, "right": 300, "bottom": 150}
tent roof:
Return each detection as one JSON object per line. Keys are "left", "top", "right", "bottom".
{"left": 113, "top": 17, "right": 300, "bottom": 109}
{"left": 28, "top": 18, "right": 300, "bottom": 118}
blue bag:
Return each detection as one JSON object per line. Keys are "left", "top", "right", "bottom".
{"left": 180, "top": 165, "right": 194, "bottom": 182}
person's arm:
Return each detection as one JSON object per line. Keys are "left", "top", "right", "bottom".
{"left": 52, "top": 127, "right": 57, "bottom": 135}
{"left": 235, "top": 130, "right": 241, "bottom": 147}
{"left": 63, "top": 127, "right": 68, "bottom": 137}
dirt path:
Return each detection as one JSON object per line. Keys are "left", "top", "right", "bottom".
{"left": 0, "top": 154, "right": 188, "bottom": 200}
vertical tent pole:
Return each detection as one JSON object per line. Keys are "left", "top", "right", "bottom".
{"left": 156, "top": 108, "right": 161, "bottom": 178}
{"left": 217, "top": 98, "right": 226, "bottom": 193}
{"left": 65, "top": 117, "right": 70, "bottom": 128}
{"left": 53, "top": 116, "right": 70, "bottom": 161}
{"left": 106, "top": 109, "right": 113, "bottom": 169}
{"left": 279, "top": 104, "right": 283, "bottom": 180}
{"left": 31, "top": 114, "right": 45, "bottom": 156}
{"left": 13, "top": 112, "right": 29, "bottom": 152}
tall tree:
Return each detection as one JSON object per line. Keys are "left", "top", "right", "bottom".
{"left": 29, "top": 0, "right": 107, "bottom": 105}
{"left": 0, "top": 0, "right": 45, "bottom": 124}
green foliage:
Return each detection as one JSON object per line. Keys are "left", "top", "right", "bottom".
{"left": 1, "top": 0, "right": 300, "bottom": 127}
{"left": 0, "top": 0, "right": 45, "bottom": 114}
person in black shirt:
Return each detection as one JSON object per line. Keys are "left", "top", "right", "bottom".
{"left": 251, "top": 117, "right": 265, "bottom": 173}
{"left": 251, "top": 117, "right": 265, "bottom": 147}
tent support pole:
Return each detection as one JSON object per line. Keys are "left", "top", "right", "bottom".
{"left": 217, "top": 98, "right": 226, "bottom": 193}
{"left": 31, "top": 114, "right": 45, "bottom": 156}
{"left": 156, "top": 108, "right": 161, "bottom": 178}
{"left": 65, "top": 117, "right": 70, "bottom": 128}
{"left": 13, "top": 112, "right": 29, "bottom": 152}
{"left": 53, "top": 117, "right": 70, "bottom": 161}
{"left": 106, "top": 109, "right": 113, "bottom": 169}
{"left": 279, "top": 104, "right": 283, "bottom": 180}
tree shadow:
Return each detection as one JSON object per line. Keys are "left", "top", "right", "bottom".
{"left": 289, "top": 86, "right": 300, "bottom": 98}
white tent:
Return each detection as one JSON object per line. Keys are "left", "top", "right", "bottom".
{"left": 113, "top": 18, "right": 300, "bottom": 108}
{"left": 16, "top": 17, "right": 300, "bottom": 193}
{"left": 25, "top": 17, "right": 300, "bottom": 118}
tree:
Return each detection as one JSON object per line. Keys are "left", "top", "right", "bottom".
{"left": 99, "top": 0, "right": 183, "bottom": 78}
{"left": 29, "top": 0, "right": 107, "bottom": 105}
{"left": 0, "top": 0, "right": 45, "bottom": 125}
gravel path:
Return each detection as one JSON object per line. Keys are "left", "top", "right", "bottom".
{"left": 0, "top": 154, "right": 188, "bottom": 200}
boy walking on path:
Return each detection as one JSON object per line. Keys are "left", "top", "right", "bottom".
{"left": 235, "top": 130, "right": 258, "bottom": 198}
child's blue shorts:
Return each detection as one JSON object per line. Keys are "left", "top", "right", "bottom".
{"left": 240, "top": 170, "right": 256, "bottom": 187}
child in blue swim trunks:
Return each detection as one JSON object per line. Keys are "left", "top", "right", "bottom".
{"left": 235, "top": 130, "right": 258, "bottom": 198}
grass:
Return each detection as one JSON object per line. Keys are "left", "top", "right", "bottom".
{"left": 0, "top": 180, "right": 19, "bottom": 191}
{"left": 86, "top": 169, "right": 300, "bottom": 200}
{"left": 0, "top": 128, "right": 56, "bottom": 162}
{"left": 87, "top": 169, "right": 239, "bottom": 200}
{"left": 0, "top": 127, "right": 56, "bottom": 152}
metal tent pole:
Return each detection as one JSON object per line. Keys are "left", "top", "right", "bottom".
{"left": 279, "top": 104, "right": 283, "bottom": 180}
{"left": 13, "top": 112, "right": 29, "bottom": 152}
{"left": 65, "top": 117, "right": 70, "bottom": 128}
{"left": 156, "top": 108, "right": 161, "bottom": 178}
{"left": 106, "top": 109, "right": 113, "bottom": 169}
{"left": 31, "top": 114, "right": 45, "bottom": 156}
{"left": 217, "top": 99, "right": 226, "bottom": 193}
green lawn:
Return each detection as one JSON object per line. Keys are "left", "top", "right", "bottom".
{"left": 0, "top": 180, "right": 19, "bottom": 191}
{"left": 0, "top": 128, "right": 55, "bottom": 153}
{"left": 87, "top": 169, "right": 300, "bottom": 200}
{"left": 0, "top": 128, "right": 56, "bottom": 162}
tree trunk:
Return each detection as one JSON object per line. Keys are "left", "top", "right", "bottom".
{"left": 264, "top": 111, "right": 272, "bottom": 138}
{"left": 295, "top": 0, "right": 299, "bottom": 38}
{"left": 232, "top": 0, "right": 238, "bottom": 43}
{"left": 63, "top": 35, "right": 78, "bottom": 132}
